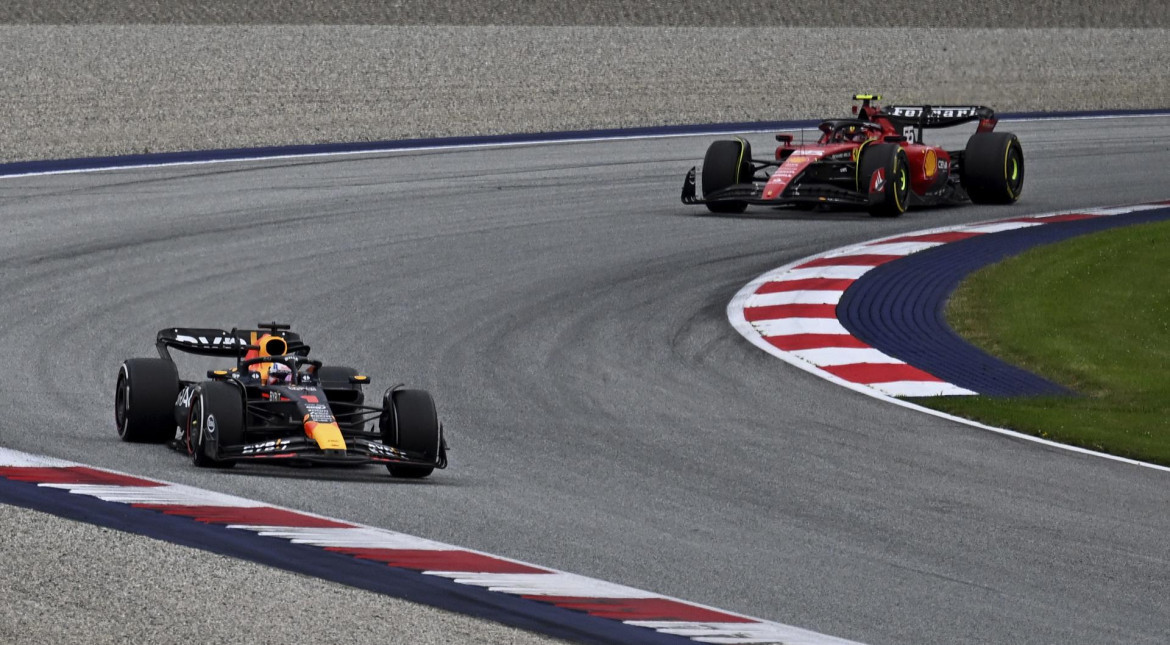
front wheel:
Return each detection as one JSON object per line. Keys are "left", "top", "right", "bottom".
{"left": 963, "top": 132, "right": 1024, "bottom": 204}
{"left": 187, "top": 382, "right": 244, "bottom": 469}
{"left": 701, "top": 138, "right": 752, "bottom": 214}
{"left": 857, "top": 143, "right": 910, "bottom": 218}
{"left": 380, "top": 389, "right": 441, "bottom": 478}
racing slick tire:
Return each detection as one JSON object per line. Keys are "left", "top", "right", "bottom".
{"left": 380, "top": 389, "right": 440, "bottom": 479}
{"left": 858, "top": 143, "right": 910, "bottom": 218}
{"left": 187, "top": 382, "right": 244, "bottom": 469}
{"left": 701, "top": 138, "right": 752, "bottom": 214}
{"left": 115, "top": 358, "right": 181, "bottom": 443}
{"left": 963, "top": 132, "right": 1024, "bottom": 204}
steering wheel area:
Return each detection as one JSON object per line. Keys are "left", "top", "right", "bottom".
{"left": 239, "top": 354, "right": 324, "bottom": 385}
{"left": 819, "top": 119, "right": 881, "bottom": 144}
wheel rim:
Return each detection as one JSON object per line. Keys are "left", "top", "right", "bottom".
{"left": 893, "top": 158, "right": 909, "bottom": 212}
{"left": 114, "top": 374, "right": 129, "bottom": 435}
{"left": 733, "top": 137, "right": 747, "bottom": 183}
{"left": 1006, "top": 146, "right": 1024, "bottom": 197}
{"left": 188, "top": 400, "right": 201, "bottom": 457}
{"left": 392, "top": 398, "right": 400, "bottom": 446}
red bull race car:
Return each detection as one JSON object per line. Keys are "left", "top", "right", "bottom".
{"left": 114, "top": 322, "right": 447, "bottom": 478}
{"left": 682, "top": 94, "right": 1024, "bottom": 217}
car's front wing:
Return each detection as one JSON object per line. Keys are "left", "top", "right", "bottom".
{"left": 217, "top": 435, "right": 446, "bottom": 469}
{"left": 681, "top": 167, "right": 871, "bottom": 209}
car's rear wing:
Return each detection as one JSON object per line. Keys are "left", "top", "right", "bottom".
{"left": 156, "top": 326, "right": 309, "bottom": 361}
{"left": 878, "top": 105, "right": 997, "bottom": 144}
{"left": 881, "top": 105, "right": 996, "bottom": 128}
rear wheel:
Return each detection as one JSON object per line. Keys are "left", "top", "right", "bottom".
{"left": 857, "top": 143, "right": 910, "bottom": 218}
{"left": 701, "top": 139, "right": 752, "bottom": 214}
{"left": 963, "top": 132, "right": 1024, "bottom": 204}
{"left": 115, "top": 358, "right": 180, "bottom": 443}
{"left": 188, "top": 382, "right": 244, "bottom": 469}
{"left": 380, "top": 389, "right": 440, "bottom": 478}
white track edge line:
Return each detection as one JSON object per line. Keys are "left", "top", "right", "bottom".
{"left": 4, "top": 113, "right": 1167, "bottom": 179}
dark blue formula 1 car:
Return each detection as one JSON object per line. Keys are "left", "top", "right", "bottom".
{"left": 115, "top": 322, "right": 447, "bottom": 478}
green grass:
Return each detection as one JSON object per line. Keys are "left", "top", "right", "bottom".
{"left": 908, "top": 218, "right": 1170, "bottom": 466}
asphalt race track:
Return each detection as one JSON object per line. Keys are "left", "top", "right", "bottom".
{"left": 1, "top": 116, "right": 1168, "bottom": 645}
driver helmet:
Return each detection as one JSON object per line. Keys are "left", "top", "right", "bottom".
{"left": 267, "top": 361, "right": 292, "bottom": 385}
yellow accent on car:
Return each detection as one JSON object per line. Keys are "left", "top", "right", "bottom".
{"left": 261, "top": 335, "right": 287, "bottom": 357}
{"left": 1004, "top": 142, "right": 1018, "bottom": 198}
{"left": 853, "top": 94, "right": 882, "bottom": 101}
{"left": 853, "top": 139, "right": 875, "bottom": 191}
{"left": 894, "top": 165, "right": 907, "bottom": 212}
{"left": 248, "top": 333, "right": 288, "bottom": 383}
{"left": 734, "top": 136, "right": 747, "bottom": 183}
{"left": 304, "top": 417, "right": 347, "bottom": 451}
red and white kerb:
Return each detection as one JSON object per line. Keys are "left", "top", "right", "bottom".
{"left": 0, "top": 448, "right": 863, "bottom": 645}
{"left": 728, "top": 205, "right": 1170, "bottom": 398}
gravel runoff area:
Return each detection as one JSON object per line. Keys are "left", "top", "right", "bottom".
{"left": 0, "top": 25, "right": 1167, "bottom": 163}
{"left": 0, "top": 503, "right": 567, "bottom": 645}
{"left": 0, "top": 1, "right": 1163, "bottom": 27}
{"left": 0, "top": 0, "right": 1165, "bottom": 26}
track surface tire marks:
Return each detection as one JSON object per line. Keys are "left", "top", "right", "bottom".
{"left": 1, "top": 119, "right": 1169, "bottom": 644}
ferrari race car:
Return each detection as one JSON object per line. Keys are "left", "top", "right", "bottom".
{"left": 114, "top": 322, "right": 447, "bottom": 478}
{"left": 682, "top": 94, "right": 1024, "bottom": 217}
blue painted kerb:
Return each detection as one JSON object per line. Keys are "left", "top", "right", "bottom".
{"left": 837, "top": 207, "right": 1170, "bottom": 397}
{"left": 0, "top": 475, "right": 699, "bottom": 645}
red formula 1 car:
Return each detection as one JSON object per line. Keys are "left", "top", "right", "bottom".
{"left": 682, "top": 94, "right": 1024, "bottom": 217}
